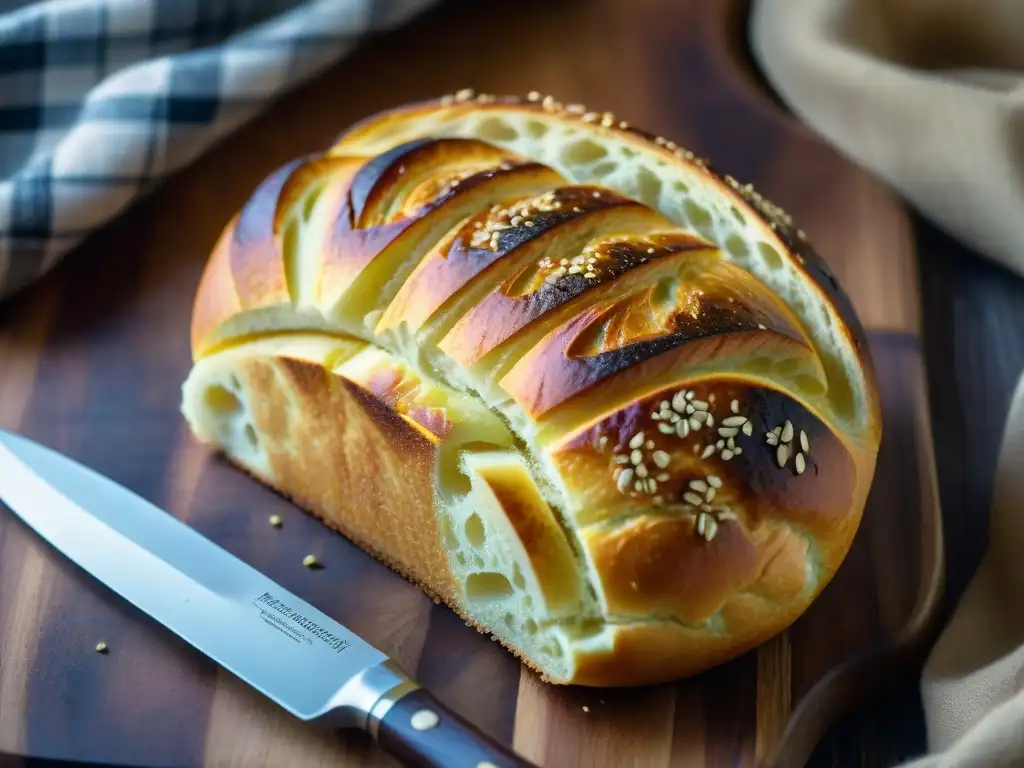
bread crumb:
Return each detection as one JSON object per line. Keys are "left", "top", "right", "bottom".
{"left": 269, "top": 514, "right": 282, "bottom": 528}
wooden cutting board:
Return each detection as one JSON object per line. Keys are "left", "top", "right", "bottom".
{"left": 0, "top": 1, "right": 943, "bottom": 766}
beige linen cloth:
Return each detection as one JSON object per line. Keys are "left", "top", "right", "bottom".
{"left": 750, "top": 0, "right": 1024, "bottom": 765}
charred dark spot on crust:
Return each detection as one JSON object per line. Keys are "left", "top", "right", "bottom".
{"left": 348, "top": 137, "right": 433, "bottom": 224}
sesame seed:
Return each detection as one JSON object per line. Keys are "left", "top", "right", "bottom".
{"left": 630, "top": 449, "right": 643, "bottom": 465}
{"left": 706, "top": 413, "right": 714, "bottom": 427}
{"left": 689, "top": 417, "right": 701, "bottom": 431}
{"left": 635, "top": 463, "right": 648, "bottom": 478}
{"left": 303, "top": 554, "right": 320, "bottom": 568}
{"left": 716, "top": 440, "right": 724, "bottom": 449}
{"left": 692, "top": 411, "right": 708, "bottom": 423}
{"left": 656, "top": 473, "right": 670, "bottom": 482}
{"left": 614, "top": 454, "right": 630, "bottom": 464}
{"left": 707, "top": 475, "right": 722, "bottom": 488}
{"left": 722, "top": 416, "right": 747, "bottom": 427}
{"left": 689, "top": 479, "right": 708, "bottom": 493}
{"left": 659, "top": 423, "right": 675, "bottom": 434}
{"left": 691, "top": 400, "right": 708, "bottom": 411}
{"left": 704, "top": 517, "right": 718, "bottom": 541}
{"left": 645, "top": 440, "right": 654, "bottom": 450}
{"left": 705, "top": 487, "right": 716, "bottom": 502}
{"left": 647, "top": 247, "right": 655, "bottom": 254}
{"left": 592, "top": 191, "right": 601, "bottom": 198}
{"left": 683, "top": 491, "right": 703, "bottom": 506}
{"left": 718, "top": 510, "right": 738, "bottom": 521}
{"left": 617, "top": 468, "right": 634, "bottom": 493}
{"left": 701, "top": 445, "right": 715, "bottom": 459}
{"left": 676, "top": 420, "right": 689, "bottom": 438}
{"left": 269, "top": 514, "right": 282, "bottom": 528}
{"left": 685, "top": 391, "right": 695, "bottom": 401}
{"left": 795, "top": 453, "right": 806, "bottom": 474}
{"left": 660, "top": 400, "right": 670, "bottom": 411}
{"left": 718, "top": 427, "right": 738, "bottom": 438}
{"left": 734, "top": 446, "right": 743, "bottom": 455}
{"left": 766, "top": 433, "right": 778, "bottom": 446}
{"left": 646, "top": 478, "right": 658, "bottom": 493}
{"left": 440, "top": 95, "right": 454, "bottom": 106}
{"left": 542, "top": 95, "right": 556, "bottom": 109}
{"left": 583, "top": 112, "right": 599, "bottom": 122}
{"left": 720, "top": 449, "right": 734, "bottom": 460}
{"left": 629, "top": 432, "right": 645, "bottom": 449}
{"left": 696, "top": 512, "right": 707, "bottom": 536}
{"left": 584, "top": 272, "right": 598, "bottom": 279}
{"left": 685, "top": 404, "right": 695, "bottom": 414}
{"left": 455, "top": 88, "right": 474, "bottom": 101}
{"left": 742, "top": 421, "right": 754, "bottom": 436}
{"left": 727, "top": 437, "right": 736, "bottom": 449}
{"left": 730, "top": 399, "right": 739, "bottom": 413}
{"left": 95, "top": 642, "right": 108, "bottom": 654}
{"left": 800, "top": 430, "right": 809, "bottom": 453}
{"left": 527, "top": 90, "right": 541, "bottom": 101}
{"left": 634, "top": 480, "right": 644, "bottom": 492}
{"left": 758, "top": 323, "right": 767, "bottom": 330}
{"left": 568, "top": 265, "right": 582, "bottom": 274}
{"left": 709, "top": 394, "right": 716, "bottom": 403}
{"left": 777, "top": 444, "right": 790, "bottom": 468}
{"left": 781, "top": 420, "right": 794, "bottom": 444}
{"left": 511, "top": 215, "right": 523, "bottom": 226}
{"left": 652, "top": 450, "right": 670, "bottom": 468}
{"left": 525, "top": 220, "right": 535, "bottom": 227}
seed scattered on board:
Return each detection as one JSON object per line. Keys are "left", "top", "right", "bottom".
{"left": 95, "top": 642, "right": 108, "bottom": 654}
{"left": 269, "top": 514, "right": 282, "bottom": 528}
{"left": 582, "top": 706, "right": 590, "bottom": 713}
{"left": 302, "top": 554, "right": 321, "bottom": 569}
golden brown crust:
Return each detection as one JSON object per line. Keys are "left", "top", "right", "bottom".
{"left": 235, "top": 352, "right": 461, "bottom": 608}
{"left": 499, "top": 258, "right": 816, "bottom": 425}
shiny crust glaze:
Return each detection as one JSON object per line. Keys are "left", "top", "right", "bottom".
{"left": 550, "top": 378, "right": 858, "bottom": 533}
{"left": 382, "top": 186, "right": 666, "bottom": 337}
{"left": 347, "top": 137, "right": 513, "bottom": 226}
{"left": 439, "top": 231, "right": 712, "bottom": 369}
{"left": 319, "top": 154, "right": 562, "bottom": 311}
{"left": 501, "top": 258, "right": 814, "bottom": 422}
{"left": 331, "top": 92, "right": 881, "bottom": 435}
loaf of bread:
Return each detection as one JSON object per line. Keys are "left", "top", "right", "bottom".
{"left": 180, "top": 91, "right": 881, "bottom": 687}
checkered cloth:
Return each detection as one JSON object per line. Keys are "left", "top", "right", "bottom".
{"left": 0, "top": 0, "right": 438, "bottom": 302}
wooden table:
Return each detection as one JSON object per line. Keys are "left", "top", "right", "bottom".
{"left": 2, "top": 0, "right": 1023, "bottom": 766}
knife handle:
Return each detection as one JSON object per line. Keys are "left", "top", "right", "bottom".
{"left": 374, "top": 686, "right": 537, "bottom": 768}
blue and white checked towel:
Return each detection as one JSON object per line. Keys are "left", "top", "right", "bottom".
{"left": 0, "top": 0, "right": 438, "bottom": 302}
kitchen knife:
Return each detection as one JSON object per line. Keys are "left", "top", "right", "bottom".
{"left": 0, "top": 428, "right": 537, "bottom": 768}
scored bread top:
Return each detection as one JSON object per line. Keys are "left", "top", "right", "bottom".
{"left": 186, "top": 90, "right": 882, "bottom": 685}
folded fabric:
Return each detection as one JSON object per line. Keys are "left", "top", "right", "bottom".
{"left": 0, "top": 0, "right": 438, "bottom": 302}
{"left": 750, "top": 0, "right": 1024, "bottom": 765}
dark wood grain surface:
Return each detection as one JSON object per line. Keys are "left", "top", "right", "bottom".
{"left": 1, "top": 0, "right": 1016, "bottom": 765}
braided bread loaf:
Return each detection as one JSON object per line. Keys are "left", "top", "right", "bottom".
{"left": 180, "top": 91, "right": 881, "bottom": 687}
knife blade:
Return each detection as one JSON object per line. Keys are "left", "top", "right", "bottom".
{"left": 0, "top": 428, "right": 537, "bottom": 768}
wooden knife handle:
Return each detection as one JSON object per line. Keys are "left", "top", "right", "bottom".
{"left": 376, "top": 687, "right": 537, "bottom": 768}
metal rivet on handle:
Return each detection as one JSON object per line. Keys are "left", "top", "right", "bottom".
{"left": 410, "top": 709, "right": 439, "bottom": 731}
